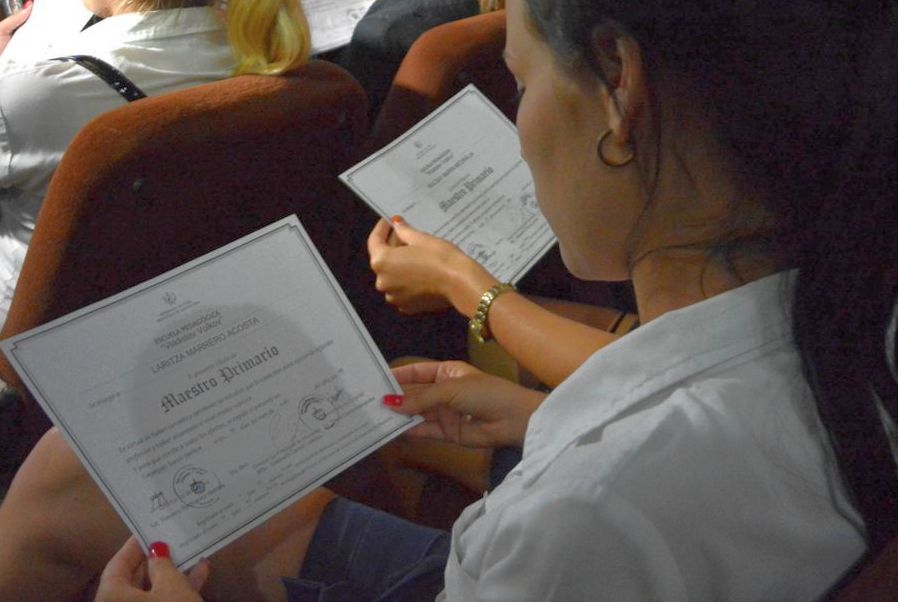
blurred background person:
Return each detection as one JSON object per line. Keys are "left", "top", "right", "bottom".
{"left": 0, "top": 0, "right": 310, "bottom": 329}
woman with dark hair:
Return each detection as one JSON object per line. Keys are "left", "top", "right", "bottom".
{"left": 3, "top": 0, "right": 897, "bottom": 599}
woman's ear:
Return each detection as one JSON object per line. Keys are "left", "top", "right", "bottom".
{"left": 591, "top": 26, "right": 646, "bottom": 146}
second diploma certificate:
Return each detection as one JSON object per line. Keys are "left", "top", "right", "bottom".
{"left": 341, "top": 85, "right": 557, "bottom": 284}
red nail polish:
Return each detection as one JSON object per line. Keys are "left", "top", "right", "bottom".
{"left": 390, "top": 215, "right": 403, "bottom": 224}
{"left": 383, "top": 394, "right": 404, "bottom": 407}
{"left": 149, "top": 541, "right": 170, "bottom": 559}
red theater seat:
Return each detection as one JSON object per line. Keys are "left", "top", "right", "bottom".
{"left": 830, "top": 536, "right": 898, "bottom": 601}
{"left": 368, "top": 9, "right": 514, "bottom": 153}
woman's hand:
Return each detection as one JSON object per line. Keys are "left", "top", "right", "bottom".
{"left": 367, "top": 217, "right": 497, "bottom": 316}
{"left": 0, "top": 1, "right": 32, "bottom": 56}
{"left": 388, "top": 360, "right": 546, "bottom": 449}
{"left": 94, "top": 538, "right": 209, "bottom": 602}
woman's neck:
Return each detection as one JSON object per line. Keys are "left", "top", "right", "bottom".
{"left": 626, "top": 104, "right": 785, "bottom": 323}
{"left": 631, "top": 246, "right": 781, "bottom": 324}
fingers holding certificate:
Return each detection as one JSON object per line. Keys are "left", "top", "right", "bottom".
{"left": 1, "top": 216, "right": 418, "bottom": 568}
{"left": 342, "top": 85, "right": 557, "bottom": 287}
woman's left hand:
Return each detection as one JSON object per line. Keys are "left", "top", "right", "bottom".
{"left": 389, "top": 360, "right": 547, "bottom": 449}
{"left": 94, "top": 538, "right": 209, "bottom": 602}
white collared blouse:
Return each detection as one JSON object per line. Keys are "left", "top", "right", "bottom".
{"left": 0, "top": 7, "right": 234, "bottom": 327}
{"left": 441, "top": 271, "right": 868, "bottom": 601}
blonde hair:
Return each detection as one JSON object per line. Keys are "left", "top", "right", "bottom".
{"left": 113, "top": 0, "right": 311, "bottom": 75}
{"left": 225, "top": 0, "right": 310, "bottom": 75}
{"left": 479, "top": 0, "right": 504, "bottom": 12}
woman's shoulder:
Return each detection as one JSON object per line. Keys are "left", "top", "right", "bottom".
{"left": 516, "top": 334, "right": 853, "bottom": 540}
{"left": 0, "top": 50, "right": 138, "bottom": 102}
{"left": 553, "top": 343, "right": 823, "bottom": 490}
{"left": 476, "top": 360, "right": 863, "bottom": 599}
{"left": 0, "top": 57, "right": 130, "bottom": 129}
{"left": 526, "top": 273, "right": 807, "bottom": 486}
{"left": 0, "top": 57, "right": 135, "bottom": 183}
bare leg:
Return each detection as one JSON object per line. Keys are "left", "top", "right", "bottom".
{"left": 202, "top": 488, "right": 334, "bottom": 602}
{"left": 0, "top": 428, "right": 333, "bottom": 602}
{"left": 0, "top": 428, "right": 127, "bottom": 602}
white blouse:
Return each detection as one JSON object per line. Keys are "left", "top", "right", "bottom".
{"left": 441, "top": 271, "right": 868, "bottom": 601}
{"left": 0, "top": 0, "right": 93, "bottom": 64}
{"left": 0, "top": 7, "right": 234, "bottom": 327}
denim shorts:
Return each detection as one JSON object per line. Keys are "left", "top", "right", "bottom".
{"left": 282, "top": 497, "right": 451, "bottom": 601}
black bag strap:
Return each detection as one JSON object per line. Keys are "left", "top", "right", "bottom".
{"left": 52, "top": 55, "right": 147, "bottom": 102}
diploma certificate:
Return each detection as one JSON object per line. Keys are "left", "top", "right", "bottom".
{"left": 2, "top": 216, "right": 417, "bottom": 568}
{"left": 341, "top": 85, "right": 557, "bottom": 284}
{"left": 305, "top": 0, "right": 375, "bottom": 54}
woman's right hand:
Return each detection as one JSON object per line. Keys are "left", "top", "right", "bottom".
{"left": 94, "top": 538, "right": 208, "bottom": 602}
{"left": 388, "top": 361, "right": 547, "bottom": 449}
{"left": 367, "top": 217, "right": 497, "bottom": 316}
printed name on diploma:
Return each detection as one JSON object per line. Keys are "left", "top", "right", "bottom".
{"left": 160, "top": 345, "right": 279, "bottom": 413}
{"left": 152, "top": 314, "right": 263, "bottom": 374}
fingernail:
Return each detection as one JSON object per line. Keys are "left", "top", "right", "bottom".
{"left": 383, "top": 394, "right": 404, "bottom": 407}
{"left": 149, "top": 541, "right": 170, "bottom": 559}
{"left": 390, "top": 215, "right": 403, "bottom": 224}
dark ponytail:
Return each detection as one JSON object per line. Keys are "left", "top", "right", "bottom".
{"left": 524, "top": 0, "right": 898, "bottom": 552}
{"left": 792, "top": 9, "right": 898, "bottom": 552}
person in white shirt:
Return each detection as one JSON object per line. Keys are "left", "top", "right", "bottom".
{"left": 0, "top": 0, "right": 311, "bottom": 328}
{"left": 0, "top": 0, "right": 92, "bottom": 61}
{"left": 4, "top": 0, "right": 898, "bottom": 600}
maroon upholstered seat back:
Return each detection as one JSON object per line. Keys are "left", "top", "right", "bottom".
{"left": 0, "top": 59, "right": 367, "bottom": 470}
{"left": 368, "top": 9, "right": 513, "bottom": 153}
{"left": 828, "top": 537, "right": 898, "bottom": 601}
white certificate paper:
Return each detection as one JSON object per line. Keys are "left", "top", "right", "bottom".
{"left": 304, "top": 0, "right": 375, "bottom": 54}
{"left": 2, "top": 216, "right": 417, "bottom": 568}
{"left": 341, "top": 84, "right": 557, "bottom": 285}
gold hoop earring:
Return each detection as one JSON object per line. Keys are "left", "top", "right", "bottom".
{"left": 597, "top": 129, "right": 635, "bottom": 168}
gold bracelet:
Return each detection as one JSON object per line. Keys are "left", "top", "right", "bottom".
{"left": 469, "top": 282, "right": 516, "bottom": 344}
